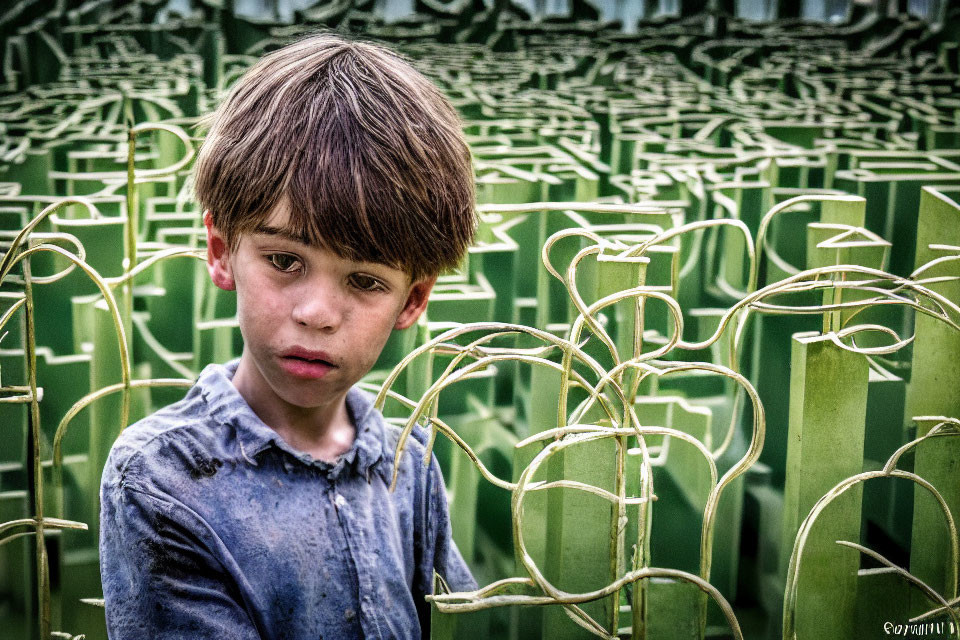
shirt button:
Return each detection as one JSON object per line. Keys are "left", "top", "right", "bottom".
{"left": 335, "top": 494, "right": 347, "bottom": 508}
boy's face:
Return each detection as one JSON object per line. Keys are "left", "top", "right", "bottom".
{"left": 203, "top": 204, "right": 435, "bottom": 414}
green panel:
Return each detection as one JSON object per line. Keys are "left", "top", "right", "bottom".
{"left": 543, "top": 436, "right": 618, "bottom": 640}
{"left": 781, "top": 334, "right": 868, "bottom": 640}
{"left": 906, "top": 187, "right": 960, "bottom": 602}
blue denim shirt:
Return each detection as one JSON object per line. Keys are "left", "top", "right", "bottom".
{"left": 99, "top": 358, "right": 476, "bottom": 640}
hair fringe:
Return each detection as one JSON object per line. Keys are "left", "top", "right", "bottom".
{"left": 193, "top": 33, "right": 476, "bottom": 279}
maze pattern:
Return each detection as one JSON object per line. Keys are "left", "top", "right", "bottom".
{"left": 0, "top": 2, "right": 959, "bottom": 639}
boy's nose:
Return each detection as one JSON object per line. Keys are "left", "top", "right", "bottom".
{"left": 291, "top": 289, "right": 344, "bottom": 332}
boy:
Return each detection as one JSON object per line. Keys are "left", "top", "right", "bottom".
{"left": 99, "top": 33, "right": 477, "bottom": 640}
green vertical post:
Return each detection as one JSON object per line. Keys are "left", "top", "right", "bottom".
{"left": 542, "top": 434, "right": 618, "bottom": 640}
{"left": 818, "top": 196, "right": 866, "bottom": 228}
{"left": 780, "top": 332, "right": 868, "bottom": 640}
{"left": 539, "top": 249, "right": 645, "bottom": 639}
{"left": 577, "top": 249, "right": 648, "bottom": 363}
{"left": 906, "top": 186, "right": 960, "bottom": 603}
{"left": 513, "top": 364, "right": 560, "bottom": 639}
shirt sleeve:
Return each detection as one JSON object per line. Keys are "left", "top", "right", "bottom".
{"left": 99, "top": 482, "right": 262, "bottom": 640}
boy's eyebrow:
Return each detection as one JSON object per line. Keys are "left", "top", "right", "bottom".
{"left": 251, "top": 224, "right": 311, "bottom": 245}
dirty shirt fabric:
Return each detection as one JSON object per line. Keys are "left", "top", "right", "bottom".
{"left": 99, "top": 358, "right": 476, "bottom": 640}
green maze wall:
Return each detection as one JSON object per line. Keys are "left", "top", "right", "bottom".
{"left": 1, "top": 1, "right": 959, "bottom": 639}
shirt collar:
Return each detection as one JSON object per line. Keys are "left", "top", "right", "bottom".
{"left": 197, "top": 358, "right": 384, "bottom": 481}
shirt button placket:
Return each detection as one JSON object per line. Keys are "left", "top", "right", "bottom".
{"left": 338, "top": 488, "right": 383, "bottom": 638}
{"left": 331, "top": 486, "right": 376, "bottom": 636}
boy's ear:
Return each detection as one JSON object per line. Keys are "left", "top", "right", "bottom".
{"left": 204, "top": 210, "right": 236, "bottom": 291}
{"left": 394, "top": 275, "right": 436, "bottom": 330}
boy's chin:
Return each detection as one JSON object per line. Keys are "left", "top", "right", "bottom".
{"left": 269, "top": 374, "right": 351, "bottom": 407}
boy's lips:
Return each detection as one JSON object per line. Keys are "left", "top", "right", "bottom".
{"left": 279, "top": 347, "right": 337, "bottom": 379}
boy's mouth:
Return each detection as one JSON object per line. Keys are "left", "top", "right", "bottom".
{"left": 285, "top": 355, "right": 334, "bottom": 366}
{"left": 282, "top": 347, "right": 336, "bottom": 366}
{"left": 279, "top": 348, "right": 337, "bottom": 378}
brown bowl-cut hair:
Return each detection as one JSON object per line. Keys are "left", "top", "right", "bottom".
{"left": 193, "top": 32, "right": 476, "bottom": 281}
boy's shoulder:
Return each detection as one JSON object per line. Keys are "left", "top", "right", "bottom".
{"left": 100, "top": 378, "right": 226, "bottom": 493}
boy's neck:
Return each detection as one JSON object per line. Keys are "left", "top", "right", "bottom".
{"left": 230, "top": 354, "right": 356, "bottom": 463}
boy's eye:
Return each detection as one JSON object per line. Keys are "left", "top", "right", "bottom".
{"left": 267, "top": 253, "right": 301, "bottom": 273}
{"left": 349, "top": 273, "right": 386, "bottom": 292}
